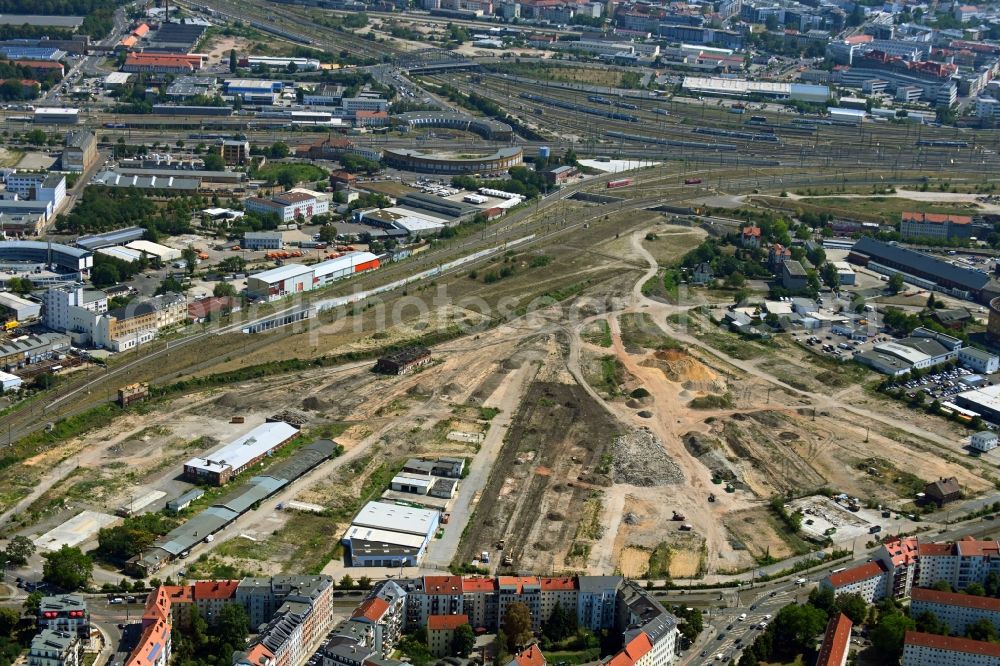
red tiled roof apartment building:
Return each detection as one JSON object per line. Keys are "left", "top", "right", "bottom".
{"left": 816, "top": 613, "right": 853, "bottom": 666}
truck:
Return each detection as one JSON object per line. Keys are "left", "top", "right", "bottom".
{"left": 607, "top": 178, "right": 633, "bottom": 189}
{"left": 481, "top": 551, "right": 490, "bottom": 563}
{"left": 679, "top": 523, "right": 693, "bottom": 531}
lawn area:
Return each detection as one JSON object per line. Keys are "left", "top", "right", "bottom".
{"left": 618, "top": 313, "right": 683, "bottom": 350}
{"left": 544, "top": 648, "right": 601, "bottom": 664}
{"left": 755, "top": 194, "right": 975, "bottom": 225}
{"left": 641, "top": 227, "right": 707, "bottom": 266}
{"left": 646, "top": 542, "right": 672, "bottom": 578}
{"left": 487, "top": 61, "right": 635, "bottom": 88}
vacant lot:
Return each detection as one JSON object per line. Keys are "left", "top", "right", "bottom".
{"left": 454, "top": 380, "right": 622, "bottom": 573}
{"left": 755, "top": 195, "right": 973, "bottom": 225}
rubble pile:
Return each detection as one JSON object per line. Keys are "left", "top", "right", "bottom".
{"left": 612, "top": 428, "right": 684, "bottom": 486}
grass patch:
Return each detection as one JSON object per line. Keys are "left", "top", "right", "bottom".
{"left": 544, "top": 649, "right": 601, "bottom": 664}
{"left": 688, "top": 393, "right": 734, "bottom": 409}
{"left": 575, "top": 496, "right": 603, "bottom": 540}
{"left": 487, "top": 61, "right": 632, "bottom": 87}
{"left": 564, "top": 542, "right": 591, "bottom": 566}
{"left": 582, "top": 320, "right": 613, "bottom": 348}
{"left": 618, "top": 313, "right": 682, "bottom": 350}
{"left": 478, "top": 406, "right": 500, "bottom": 421}
{"left": 755, "top": 194, "right": 971, "bottom": 226}
{"left": 646, "top": 542, "right": 672, "bottom": 579}
{"left": 598, "top": 355, "right": 625, "bottom": 396}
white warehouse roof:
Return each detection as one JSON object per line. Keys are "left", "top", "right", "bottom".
{"left": 252, "top": 252, "right": 380, "bottom": 285}
{"left": 183, "top": 421, "right": 299, "bottom": 476}
{"left": 342, "top": 524, "right": 428, "bottom": 548}
{"left": 126, "top": 240, "right": 182, "bottom": 261}
{"left": 351, "top": 500, "right": 438, "bottom": 536}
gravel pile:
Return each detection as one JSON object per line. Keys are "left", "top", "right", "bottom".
{"left": 612, "top": 428, "right": 685, "bottom": 486}
{"left": 269, "top": 408, "right": 310, "bottom": 427}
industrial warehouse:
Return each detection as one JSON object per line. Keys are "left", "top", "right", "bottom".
{"left": 183, "top": 421, "right": 301, "bottom": 485}
{"left": 341, "top": 500, "right": 440, "bottom": 567}
{"left": 132, "top": 437, "right": 340, "bottom": 575}
{"left": 246, "top": 252, "right": 380, "bottom": 301}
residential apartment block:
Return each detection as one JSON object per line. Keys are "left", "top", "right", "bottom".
{"left": 28, "top": 630, "right": 81, "bottom": 666}
{"left": 910, "top": 588, "right": 1000, "bottom": 636}
{"left": 820, "top": 561, "right": 889, "bottom": 602}
{"left": 824, "top": 537, "right": 1000, "bottom": 603}
{"left": 402, "top": 575, "right": 625, "bottom": 635}
{"left": 130, "top": 576, "right": 336, "bottom": 666}
{"left": 902, "top": 631, "right": 1000, "bottom": 665}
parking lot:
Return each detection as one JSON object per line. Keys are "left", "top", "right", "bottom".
{"left": 883, "top": 366, "right": 996, "bottom": 409}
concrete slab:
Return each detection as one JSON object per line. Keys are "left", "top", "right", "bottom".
{"left": 34, "top": 510, "right": 120, "bottom": 552}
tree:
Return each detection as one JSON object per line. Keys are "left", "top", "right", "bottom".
{"left": 23, "top": 591, "right": 42, "bottom": 616}
{"left": 771, "top": 604, "right": 827, "bottom": 659}
{"left": 216, "top": 603, "right": 249, "bottom": 648}
{"left": 543, "top": 602, "right": 577, "bottom": 642}
{"left": 42, "top": 545, "right": 92, "bottom": 591}
{"left": 213, "top": 282, "right": 237, "bottom": 298}
{"left": 870, "top": 612, "right": 915, "bottom": 661}
{"left": 156, "top": 277, "right": 186, "bottom": 295}
{"left": 25, "top": 128, "right": 46, "bottom": 145}
{"left": 7, "top": 276, "right": 32, "bottom": 294}
{"left": 0, "top": 608, "right": 17, "bottom": 636}
{"left": 985, "top": 571, "right": 1000, "bottom": 597}
{"left": 835, "top": 593, "right": 868, "bottom": 625}
{"left": 339, "top": 574, "right": 354, "bottom": 589}
{"left": 915, "top": 610, "right": 946, "bottom": 634}
{"left": 4, "top": 535, "right": 35, "bottom": 566}
{"left": 452, "top": 623, "right": 476, "bottom": 657}
{"left": 821, "top": 262, "right": 840, "bottom": 290}
{"left": 319, "top": 225, "right": 339, "bottom": 243}
{"left": 202, "top": 152, "right": 225, "bottom": 171}
{"left": 967, "top": 582, "right": 987, "bottom": 597}
{"left": 181, "top": 247, "right": 198, "bottom": 275}
{"left": 495, "top": 629, "right": 509, "bottom": 665}
{"left": 807, "top": 586, "right": 836, "bottom": 616}
{"left": 229, "top": 48, "right": 238, "bottom": 73}
{"left": 503, "top": 602, "right": 533, "bottom": 651}
{"left": 888, "top": 272, "right": 904, "bottom": 294}
{"left": 268, "top": 142, "right": 290, "bottom": 159}
{"left": 967, "top": 617, "right": 997, "bottom": 642}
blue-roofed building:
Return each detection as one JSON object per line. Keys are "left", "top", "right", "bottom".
{"left": 0, "top": 45, "right": 64, "bottom": 60}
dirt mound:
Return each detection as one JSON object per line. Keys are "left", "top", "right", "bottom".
{"left": 682, "top": 432, "right": 718, "bottom": 457}
{"left": 612, "top": 428, "right": 684, "bottom": 486}
{"left": 642, "top": 349, "right": 725, "bottom": 392}
{"left": 407, "top": 382, "right": 434, "bottom": 397}
{"left": 637, "top": 411, "right": 653, "bottom": 418}
{"left": 779, "top": 431, "right": 800, "bottom": 441}
{"left": 683, "top": 432, "right": 740, "bottom": 482}
{"left": 214, "top": 392, "right": 249, "bottom": 409}
{"left": 623, "top": 512, "right": 640, "bottom": 525}
{"left": 747, "top": 410, "right": 784, "bottom": 427}
{"left": 503, "top": 358, "right": 523, "bottom": 370}
{"left": 626, "top": 399, "right": 642, "bottom": 408}
{"left": 444, "top": 383, "right": 464, "bottom": 397}
{"left": 301, "top": 396, "right": 330, "bottom": 411}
